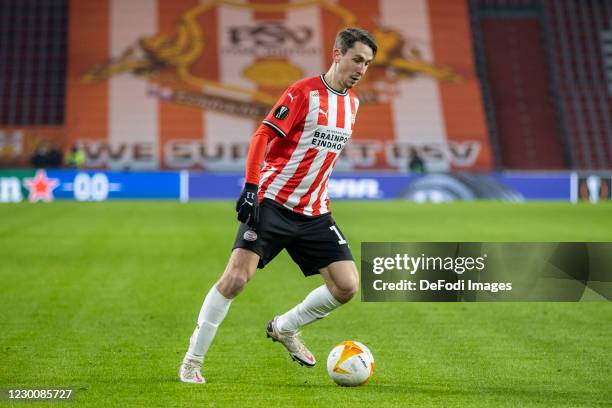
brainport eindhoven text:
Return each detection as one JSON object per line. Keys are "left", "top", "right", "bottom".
{"left": 370, "top": 254, "right": 512, "bottom": 293}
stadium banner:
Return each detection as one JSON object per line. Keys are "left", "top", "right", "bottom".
{"left": 1, "top": 170, "right": 577, "bottom": 203}
{"left": 361, "top": 243, "right": 612, "bottom": 302}
{"left": 186, "top": 172, "right": 572, "bottom": 201}
{"left": 0, "top": 0, "right": 492, "bottom": 172}
{"left": 0, "top": 169, "right": 181, "bottom": 203}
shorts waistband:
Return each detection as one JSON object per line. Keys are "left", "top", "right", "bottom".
{"left": 262, "top": 198, "right": 330, "bottom": 222}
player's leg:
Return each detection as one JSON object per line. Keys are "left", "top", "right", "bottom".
{"left": 181, "top": 199, "right": 288, "bottom": 382}
{"left": 268, "top": 217, "right": 355, "bottom": 367}
{"left": 266, "top": 261, "right": 358, "bottom": 367}
{"left": 189, "top": 248, "right": 260, "bottom": 355}
{"left": 215, "top": 248, "right": 260, "bottom": 298}
{"left": 319, "top": 260, "right": 359, "bottom": 303}
{"left": 180, "top": 248, "right": 259, "bottom": 383}
{"left": 275, "top": 260, "right": 358, "bottom": 331}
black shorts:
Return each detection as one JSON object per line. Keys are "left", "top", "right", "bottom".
{"left": 232, "top": 199, "right": 354, "bottom": 276}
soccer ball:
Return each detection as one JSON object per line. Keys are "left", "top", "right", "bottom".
{"left": 326, "top": 341, "right": 375, "bottom": 386}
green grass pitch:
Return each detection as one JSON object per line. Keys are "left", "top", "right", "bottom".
{"left": 1, "top": 201, "right": 611, "bottom": 407}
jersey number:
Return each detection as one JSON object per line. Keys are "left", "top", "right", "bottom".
{"left": 329, "top": 225, "right": 347, "bottom": 245}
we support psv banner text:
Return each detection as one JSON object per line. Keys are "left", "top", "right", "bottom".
{"left": 0, "top": 0, "right": 492, "bottom": 172}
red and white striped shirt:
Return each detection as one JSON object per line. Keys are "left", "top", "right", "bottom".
{"left": 259, "top": 75, "right": 360, "bottom": 216}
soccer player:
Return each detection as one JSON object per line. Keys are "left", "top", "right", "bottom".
{"left": 179, "top": 27, "right": 377, "bottom": 383}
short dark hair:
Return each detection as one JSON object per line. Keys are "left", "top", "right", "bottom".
{"left": 334, "top": 27, "right": 377, "bottom": 57}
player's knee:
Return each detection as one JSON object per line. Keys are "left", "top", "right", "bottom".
{"left": 335, "top": 280, "right": 359, "bottom": 303}
{"left": 218, "top": 267, "right": 250, "bottom": 298}
{"left": 218, "top": 250, "right": 258, "bottom": 298}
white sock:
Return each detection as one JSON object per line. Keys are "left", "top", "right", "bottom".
{"left": 187, "top": 286, "right": 232, "bottom": 359}
{"left": 276, "top": 285, "right": 341, "bottom": 334}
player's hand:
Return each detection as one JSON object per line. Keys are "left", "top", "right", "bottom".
{"left": 236, "top": 183, "right": 259, "bottom": 227}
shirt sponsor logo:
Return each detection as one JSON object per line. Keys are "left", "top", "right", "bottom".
{"left": 311, "top": 129, "right": 351, "bottom": 152}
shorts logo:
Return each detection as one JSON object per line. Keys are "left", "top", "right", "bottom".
{"left": 274, "top": 105, "right": 290, "bottom": 120}
{"left": 243, "top": 230, "right": 258, "bottom": 242}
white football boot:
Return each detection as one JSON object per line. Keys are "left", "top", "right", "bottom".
{"left": 266, "top": 317, "right": 316, "bottom": 367}
{"left": 179, "top": 355, "right": 205, "bottom": 384}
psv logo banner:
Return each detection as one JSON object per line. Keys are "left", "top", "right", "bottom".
{"left": 56, "top": 0, "right": 493, "bottom": 171}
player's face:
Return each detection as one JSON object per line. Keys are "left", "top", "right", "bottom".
{"left": 334, "top": 41, "right": 374, "bottom": 89}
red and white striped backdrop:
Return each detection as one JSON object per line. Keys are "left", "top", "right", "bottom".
{"left": 62, "top": 0, "right": 492, "bottom": 171}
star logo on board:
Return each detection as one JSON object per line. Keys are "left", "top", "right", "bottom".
{"left": 23, "top": 169, "right": 60, "bottom": 202}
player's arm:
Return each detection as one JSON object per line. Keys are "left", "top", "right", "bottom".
{"left": 261, "top": 86, "right": 307, "bottom": 138}
{"left": 235, "top": 125, "right": 276, "bottom": 227}
{"left": 236, "top": 86, "right": 307, "bottom": 227}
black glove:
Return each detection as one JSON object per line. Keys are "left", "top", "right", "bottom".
{"left": 235, "top": 183, "right": 259, "bottom": 227}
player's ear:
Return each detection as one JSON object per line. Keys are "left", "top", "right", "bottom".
{"left": 332, "top": 48, "right": 342, "bottom": 63}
